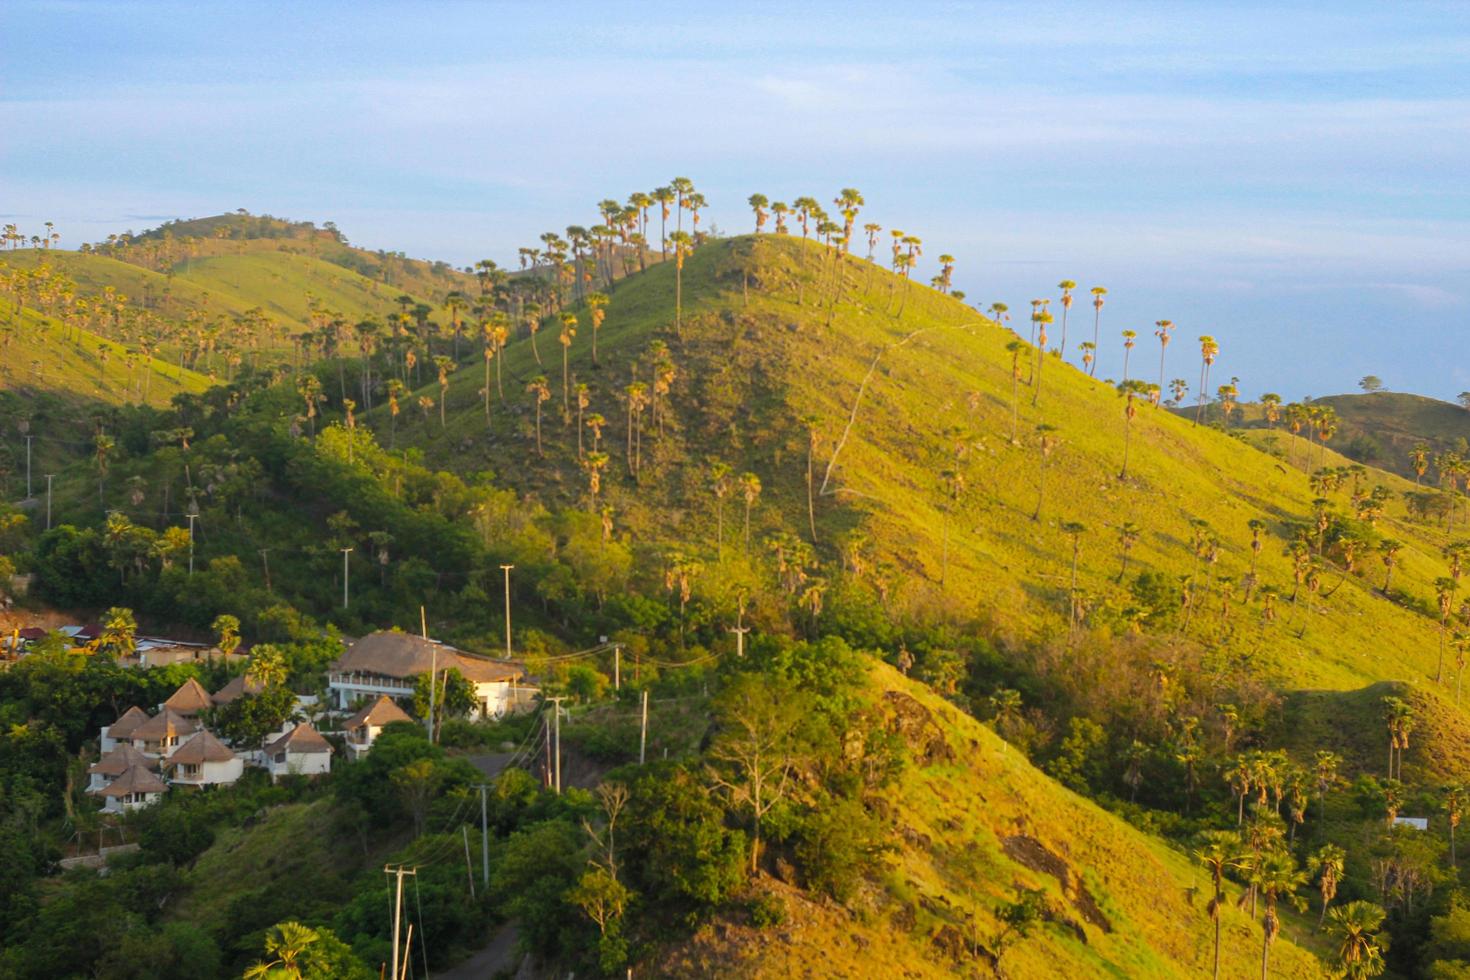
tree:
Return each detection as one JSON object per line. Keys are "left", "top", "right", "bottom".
{"left": 391, "top": 757, "right": 443, "bottom": 836}
{"left": 585, "top": 292, "right": 608, "bottom": 365}
{"left": 1197, "top": 831, "right": 1242, "bottom": 980}
{"left": 413, "top": 667, "right": 475, "bottom": 737}
{"left": 1360, "top": 376, "right": 1385, "bottom": 393}
{"left": 1062, "top": 521, "right": 1086, "bottom": 633}
{"left": 710, "top": 462, "right": 732, "bottom": 558}
{"left": 528, "top": 376, "right": 551, "bottom": 457}
{"left": 988, "top": 688, "right": 1023, "bottom": 750}
{"left": 1032, "top": 424, "right": 1059, "bottom": 521}
{"left": 740, "top": 472, "right": 762, "bottom": 552}
{"left": 670, "top": 230, "right": 693, "bottom": 336}
{"left": 1089, "top": 286, "right": 1108, "bottom": 376}
{"left": 243, "top": 921, "right": 320, "bottom": 980}
{"left": 97, "top": 606, "right": 137, "bottom": 658}
{"left": 1327, "top": 901, "right": 1387, "bottom": 979}
{"left": 1446, "top": 783, "right": 1466, "bottom": 868}
{"left": 1118, "top": 379, "right": 1149, "bottom": 478}
{"left": 1031, "top": 308, "right": 1054, "bottom": 406}
{"left": 1005, "top": 339, "right": 1025, "bottom": 442}
{"left": 1056, "top": 279, "right": 1076, "bottom": 361}
{"left": 1256, "top": 851, "right": 1308, "bottom": 980}
{"left": 1411, "top": 443, "right": 1431, "bottom": 485}
{"left": 1117, "top": 521, "right": 1141, "bottom": 582}
{"left": 1154, "top": 319, "right": 1174, "bottom": 395}
{"left": 706, "top": 674, "right": 811, "bottom": 875}
{"left": 1379, "top": 539, "right": 1403, "bottom": 594}
{"left": 1195, "top": 335, "right": 1219, "bottom": 426}
{"left": 1314, "top": 843, "right": 1347, "bottom": 926}
{"left": 211, "top": 614, "right": 241, "bottom": 656}
{"left": 246, "top": 644, "right": 289, "bottom": 688}
{"left": 433, "top": 355, "right": 453, "bottom": 427}
{"left": 747, "top": 193, "right": 769, "bottom": 234}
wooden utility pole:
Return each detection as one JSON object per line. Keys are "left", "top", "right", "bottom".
{"left": 547, "top": 696, "right": 566, "bottom": 793}
{"left": 341, "top": 547, "right": 354, "bottom": 609}
{"left": 727, "top": 624, "right": 750, "bottom": 658}
{"left": 639, "top": 689, "right": 649, "bottom": 765}
{"left": 478, "top": 783, "right": 490, "bottom": 889}
{"left": 500, "top": 564, "right": 514, "bottom": 658}
{"left": 613, "top": 644, "right": 621, "bottom": 690}
{"left": 383, "top": 864, "right": 417, "bottom": 980}
{"left": 462, "top": 826, "right": 476, "bottom": 899}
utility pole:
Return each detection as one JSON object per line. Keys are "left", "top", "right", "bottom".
{"left": 478, "top": 783, "right": 490, "bottom": 889}
{"left": 383, "top": 864, "right": 417, "bottom": 980}
{"left": 186, "top": 512, "right": 198, "bottom": 575}
{"left": 639, "top": 689, "right": 649, "bottom": 765}
{"left": 45, "top": 474, "right": 53, "bottom": 530}
{"left": 259, "top": 548, "right": 271, "bottom": 591}
{"left": 462, "top": 826, "right": 476, "bottom": 899}
{"left": 423, "top": 606, "right": 436, "bottom": 743}
{"left": 546, "top": 696, "right": 566, "bottom": 793}
{"left": 613, "top": 644, "right": 621, "bottom": 691}
{"left": 727, "top": 624, "right": 750, "bottom": 658}
{"left": 340, "top": 546, "right": 354, "bottom": 609}
{"left": 500, "top": 564, "right": 514, "bottom": 658}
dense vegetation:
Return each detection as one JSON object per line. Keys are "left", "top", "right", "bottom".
{"left": 6, "top": 191, "right": 1470, "bottom": 976}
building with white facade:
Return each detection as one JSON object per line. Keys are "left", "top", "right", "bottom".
{"left": 164, "top": 729, "right": 244, "bottom": 787}
{"left": 328, "top": 631, "right": 531, "bottom": 721}
{"left": 100, "top": 706, "right": 149, "bottom": 754}
{"left": 263, "top": 723, "right": 334, "bottom": 781}
{"left": 101, "top": 764, "right": 168, "bottom": 813}
{"left": 88, "top": 744, "right": 156, "bottom": 794}
{"left": 130, "top": 708, "right": 201, "bottom": 759}
{"left": 341, "top": 695, "right": 414, "bottom": 760}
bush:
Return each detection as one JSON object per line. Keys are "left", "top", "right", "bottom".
{"left": 748, "top": 892, "right": 787, "bottom": 928}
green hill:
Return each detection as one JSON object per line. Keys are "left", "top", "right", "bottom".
{"left": 379, "top": 233, "right": 1462, "bottom": 705}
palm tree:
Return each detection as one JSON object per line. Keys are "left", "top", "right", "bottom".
{"left": 1378, "top": 538, "right": 1403, "bottom": 594}
{"left": 1410, "top": 443, "right": 1431, "bottom": 485}
{"left": 652, "top": 186, "right": 675, "bottom": 256}
{"left": 771, "top": 201, "right": 790, "bottom": 235}
{"left": 1154, "top": 319, "right": 1174, "bottom": 396}
{"left": 244, "top": 921, "right": 320, "bottom": 980}
{"left": 1119, "top": 329, "right": 1136, "bottom": 382}
{"left": 987, "top": 688, "right": 1023, "bottom": 751}
{"left": 433, "top": 355, "right": 453, "bottom": 427}
{"left": 527, "top": 376, "right": 551, "bottom": 456}
{"left": 1005, "top": 339, "right": 1025, "bottom": 442}
{"left": 94, "top": 432, "right": 115, "bottom": 505}
{"left": 1032, "top": 424, "right": 1059, "bottom": 521}
{"left": 1056, "top": 280, "right": 1076, "bottom": 363}
{"left": 246, "top": 644, "right": 289, "bottom": 688}
{"left": 803, "top": 416, "right": 820, "bottom": 544}
{"left": 1195, "top": 335, "right": 1219, "bottom": 426}
{"left": 1088, "top": 286, "right": 1108, "bottom": 375}
{"left": 1256, "top": 851, "right": 1308, "bottom": 980}
{"left": 586, "top": 412, "right": 605, "bottom": 453}
{"left": 1062, "top": 521, "right": 1086, "bottom": 633}
{"left": 1437, "top": 577, "right": 1459, "bottom": 683}
{"left": 1119, "top": 380, "right": 1149, "bottom": 478}
{"left": 558, "top": 312, "right": 577, "bottom": 410}
{"left": 1117, "top": 521, "right": 1141, "bottom": 582}
{"left": 1446, "top": 783, "right": 1467, "bottom": 868}
{"left": 1196, "top": 831, "right": 1241, "bottom": 980}
{"left": 1030, "top": 309, "right": 1054, "bottom": 407}
{"left": 585, "top": 292, "right": 609, "bottom": 365}
{"left": 1326, "top": 901, "right": 1387, "bottom": 980}
{"left": 748, "top": 194, "right": 769, "bottom": 234}
{"left": 1079, "top": 341, "right": 1096, "bottom": 375}
{"left": 386, "top": 379, "right": 405, "bottom": 446}
{"left": 740, "top": 471, "right": 761, "bottom": 552}
{"left": 670, "top": 230, "right": 693, "bottom": 336}
{"left": 443, "top": 290, "right": 469, "bottom": 358}
{"left": 1312, "top": 843, "right": 1346, "bottom": 926}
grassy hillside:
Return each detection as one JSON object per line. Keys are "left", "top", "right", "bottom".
{"left": 662, "top": 660, "right": 1324, "bottom": 978}
{"left": 380, "top": 233, "right": 1465, "bottom": 706}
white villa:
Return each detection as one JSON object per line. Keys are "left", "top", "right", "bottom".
{"left": 263, "top": 723, "right": 334, "bottom": 781}
{"left": 88, "top": 743, "right": 156, "bottom": 794}
{"left": 342, "top": 695, "right": 414, "bottom": 760}
{"left": 164, "top": 729, "right": 244, "bottom": 787}
{"left": 328, "top": 631, "right": 532, "bottom": 721}
{"left": 101, "top": 764, "right": 169, "bottom": 813}
{"left": 100, "top": 706, "right": 150, "bottom": 754}
{"left": 130, "top": 707, "right": 201, "bottom": 759}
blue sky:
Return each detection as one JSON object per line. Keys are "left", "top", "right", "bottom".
{"left": 5, "top": 1, "right": 1470, "bottom": 399}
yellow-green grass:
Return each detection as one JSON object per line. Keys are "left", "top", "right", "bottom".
{"left": 665, "top": 660, "right": 1325, "bottom": 978}
{"left": 0, "top": 305, "right": 209, "bottom": 408}
{"left": 371, "top": 235, "right": 1465, "bottom": 717}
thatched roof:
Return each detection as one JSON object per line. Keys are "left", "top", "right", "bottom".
{"left": 265, "top": 722, "right": 333, "bottom": 756}
{"left": 343, "top": 694, "right": 414, "bottom": 731}
{"left": 211, "top": 673, "right": 266, "bottom": 705}
{"left": 332, "top": 631, "right": 524, "bottom": 685}
{"left": 163, "top": 677, "right": 212, "bottom": 715}
{"left": 165, "top": 730, "right": 236, "bottom": 765}
{"left": 131, "top": 708, "right": 200, "bottom": 742}
{"left": 89, "top": 743, "right": 156, "bottom": 776}
{"left": 106, "top": 705, "right": 150, "bottom": 740}
{"left": 101, "top": 763, "right": 168, "bottom": 797}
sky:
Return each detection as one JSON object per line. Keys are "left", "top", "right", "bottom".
{"left": 4, "top": 0, "right": 1470, "bottom": 400}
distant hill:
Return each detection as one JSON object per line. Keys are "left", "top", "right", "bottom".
{"left": 1310, "top": 391, "right": 1470, "bottom": 479}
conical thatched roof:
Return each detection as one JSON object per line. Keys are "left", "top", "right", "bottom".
{"left": 165, "top": 729, "right": 236, "bottom": 765}
{"left": 211, "top": 673, "right": 266, "bottom": 705}
{"left": 131, "top": 708, "right": 200, "bottom": 742}
{"left": 89, "top": 743, "right": 157, "bottom": 776}
{"left": 343, "top": 694, "right": 413, "bottom": 731}
{"left": 162, "top": 677, "right": 212, "bottom": 715}
{"left": 106, "top": 705, "right": 150, "bottom": 740}
{"left": 265, "top": 722, "right": 333, "bottom": 756}
{"left": 332, "top": 631, "right": 524, "bottom": 684}
{"left": 101, "top": 763, "right": 168, "bottom": 797}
